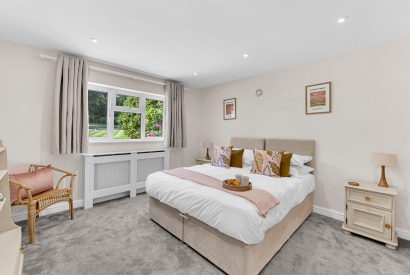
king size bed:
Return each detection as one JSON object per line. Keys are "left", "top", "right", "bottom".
{"left": 145, "top": 138, "right": 315, "bottom": 275}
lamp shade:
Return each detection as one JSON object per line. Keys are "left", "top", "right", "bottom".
{"left": 371, "top": 152, "right": 397, "bottom": 167}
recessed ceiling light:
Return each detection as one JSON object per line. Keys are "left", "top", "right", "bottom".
{"left": 193, "top": 72, "right": 199, "bottom": 76}
{"left": 337, "top": 16, "right": 349, "bottom": 24}
{"left": 243, "top": 53, "right": 250, "bottom": 58}
{"left": 90, "top": 37, "right": 99, "bottom": 44}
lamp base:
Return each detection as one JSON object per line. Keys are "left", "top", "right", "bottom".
{"left": 205, "top": 148, "right": 211, "bottom": 160}
{"left": 378, "top": 165, "right": 388, "bottom": 188}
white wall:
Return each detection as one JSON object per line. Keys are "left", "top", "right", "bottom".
{"left": 200, "top": 38, "right": 410, "bottom": 232}
{"left": 0, "top": 39, "right": 201, "bottom": 212}
{"left": 2, "top": 36, "right": 408, "bottom": 235}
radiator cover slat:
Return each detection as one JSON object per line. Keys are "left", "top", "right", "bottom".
{"left": 137, "top": 158, "right": 164, "bottom": 182}
{"left": 94, "top": 161, "right": 130, "bottom": 190}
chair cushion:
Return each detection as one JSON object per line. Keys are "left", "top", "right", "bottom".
{"left": 9, "top": 166, "right": 54, "bottom": 203}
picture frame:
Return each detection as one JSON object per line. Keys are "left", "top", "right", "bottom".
{"left": 223, "top": 98, "right": 236, "bottom": 120}
{"left": 305, "top": 82, "right": 331, "bottom": 115}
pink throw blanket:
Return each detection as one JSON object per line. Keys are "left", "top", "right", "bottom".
{"left": 163, "top": 168, "right": 280, "bottom": 217}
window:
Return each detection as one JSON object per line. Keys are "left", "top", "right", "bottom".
{"left": 88, "top": 83, "right": 165, "bottom": 142}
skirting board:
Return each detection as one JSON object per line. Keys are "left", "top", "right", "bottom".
{"left": 313, "top": 205, "right": 410, "bottom": 242}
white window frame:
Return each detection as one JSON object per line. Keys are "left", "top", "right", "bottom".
{"left": 88, "top": 82, "right": 165, "bottom": 143}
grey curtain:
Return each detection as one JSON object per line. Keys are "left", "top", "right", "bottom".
{"left": 166, "top": 81, "right": 187, "bottom": 148}
{"left": 51, "top": 55, "right": 89, "bottom": 154}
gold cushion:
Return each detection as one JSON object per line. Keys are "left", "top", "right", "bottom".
{"left": 279, "top": 152, "right": 293, "bottom": 177}
{"left": 230, "top": 149, "right": 244, "bottom": 168}
{"left": 251, "top": 150, "right": 282, "bottom": 177}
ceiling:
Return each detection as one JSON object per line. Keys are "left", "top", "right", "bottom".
{"left": 1, "top": 0, "right": 410, "bottom": 88}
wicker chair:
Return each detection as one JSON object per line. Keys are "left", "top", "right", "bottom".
{"left": 9, "top": 164, "right": 76, "bottom": 244}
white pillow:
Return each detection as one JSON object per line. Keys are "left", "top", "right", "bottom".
{"left": 290, "top": 154, "right": 313, "bottom": 166}
{"left": 290, "top": 165, "right": 314, "bottom": 176}
{"left": 243, "top": 149, "right": 255, "bottom": 167}
{"left": 233, "top": 148, "right": 254, "bottom": 167}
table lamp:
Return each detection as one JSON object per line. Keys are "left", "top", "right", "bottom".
{"left": 203, "top": 141, "right": 213, "bottom": 160}
{"left": 371, "top": 152, "right": 397, "bottom": 188}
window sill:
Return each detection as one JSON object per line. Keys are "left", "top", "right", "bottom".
{"left": 89, "top": 138, "right": 164, "bottom": 144}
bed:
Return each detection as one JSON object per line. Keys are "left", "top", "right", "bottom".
{"left": 146, "top": 138, "right": 315, "bottom": 275}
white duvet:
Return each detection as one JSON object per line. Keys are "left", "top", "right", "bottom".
{"left": 145, "top": 164, "right": 315, "bottom": 245}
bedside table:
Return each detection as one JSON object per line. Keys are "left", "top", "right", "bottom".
{"left": 342, "top": 180, "right": 398, "bottom": 249}
{"left": 196, "top": 158, "right": 212, "bottom": 165}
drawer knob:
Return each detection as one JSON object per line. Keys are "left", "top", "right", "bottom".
{"left": 385, "top": 224, "right": 391, "bottom": 229}
{"left": 364, "top": 196, "right": 371, "bottom": 202}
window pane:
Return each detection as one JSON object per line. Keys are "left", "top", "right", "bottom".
{"left": 114, "top": 111, "right": 141, "bottom": 139}
{"left": 88, "top": 90, "right": 108, "bottom": 137}
{"left": 116, "top": 94, "right": 139, "bottom": 108}
{"left": 145, "top": 98, "right": 164, "bottom": 138}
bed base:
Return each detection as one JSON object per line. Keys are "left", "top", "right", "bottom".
{"left": 149, "top": 192, "right": 313, "bottom": 275}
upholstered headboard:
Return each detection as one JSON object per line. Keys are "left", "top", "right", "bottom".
{"left": 230, "top": 137, "right": 315, "bottom": 170}
{"left": 230, "top": 137, "right": 265, "bottom": 150}
{"left": 265, "top": 138, "right": 315, "bottom": 169}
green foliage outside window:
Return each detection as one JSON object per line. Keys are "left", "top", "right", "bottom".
{"left": 88, "top": 90, "right": 107, "bottom": 125}
{"left": 116, "top": 97, "right": 163, "bottom": 139}
{"left": 116, "top": 94, "right": 139, "bottom": 107}
{"left": 145, "top": 98, "right": 163, "bottom": 137}
{"left": 88, "top": 89, "right": 163, "bottom": 139}
{"left": 88, "top": 90, "right": 108, "bottom": 137}
{"left": 116, "top": 97, "right": 141, "bottom": 139}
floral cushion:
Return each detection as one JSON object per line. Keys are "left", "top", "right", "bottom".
{"left": 211, "top": 145, "right": 232, "bottom": 168}
{"left": 251, "top": 150, "right": 282, "bottom": 177}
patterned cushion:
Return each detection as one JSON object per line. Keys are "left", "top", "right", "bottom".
{"left": 211, "top": 145, "right": 232, "bottom": 168}
{"left": 251, "top": 150, "right": 282, "bottom": 177}
{"left": 269, "top": 150, "right": 293, "bottom": 177}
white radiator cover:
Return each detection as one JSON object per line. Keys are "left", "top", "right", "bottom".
{"left": 83, "top": 150, "right": 168, "bottom": 209}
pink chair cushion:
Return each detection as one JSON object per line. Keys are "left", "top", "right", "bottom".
{"left": 9, "top": 166, "right": 54, "bottom": 203}
{"left": 8, "top": 163, "right": 30, "bottom": 175}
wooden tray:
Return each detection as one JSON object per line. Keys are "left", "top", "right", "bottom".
{"left": 223, "top": 180, "right": 252, "bottom": 191}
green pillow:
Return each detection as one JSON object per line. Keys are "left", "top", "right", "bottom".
{"left": 230, "top": 149, "right": 244, "bottom": 168}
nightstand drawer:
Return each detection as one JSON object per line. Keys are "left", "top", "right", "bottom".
{"left": 347, "top": 189, "right": 392, "bottom": 210}
{"left": 347, "top": 202, "right": 392, "bottom": 240}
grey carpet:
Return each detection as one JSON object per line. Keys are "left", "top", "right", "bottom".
{"left": 20, "top": 194, "right": 410, "bottom": 275}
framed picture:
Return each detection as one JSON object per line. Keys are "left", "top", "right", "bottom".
{"left": 305, "top": 82, "right": 331, "bottom": 114}
{"left": 223, "top": 98, "right": 236, "bottom": 120}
